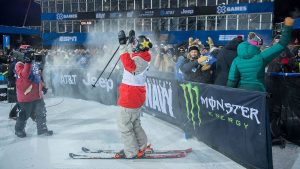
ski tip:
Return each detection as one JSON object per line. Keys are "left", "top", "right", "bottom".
{"left": 69, "top": 153, "right": 75, "bottom": 158}
{"left": 185, "top": 148, "right": 193, "bottom": 153}
{"left": 82, "top": 147, "right": 90, "bottom": 152}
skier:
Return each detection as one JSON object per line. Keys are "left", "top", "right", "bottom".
{"left": 115, "top": 30, "right": 152, "bottom": 158}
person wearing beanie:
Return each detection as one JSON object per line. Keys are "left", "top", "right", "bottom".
{"left": 247, "top": 32, "right": 263, "bottom": 46}
{"left": 227, "top": 17, "right": 294, "bottom": 92}
{"left": 180, "top": 44, "right": 214, "bottom": 83}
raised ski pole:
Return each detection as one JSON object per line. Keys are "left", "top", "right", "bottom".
{"left": 106, "top": 57, "right": 120, "bottom": 80}
{"left": 106, "top": 30, "right": 135, "bottom": 80}
{"left": 92, "top": 45, "right": 120, "bottom": 88}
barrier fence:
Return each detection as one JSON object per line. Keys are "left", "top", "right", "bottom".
{"left": 44, "top": 67, "right": 274, "bottom": 169}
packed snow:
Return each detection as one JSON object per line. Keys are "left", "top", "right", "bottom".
{"left": 0, "top": 97, "right": 299, "bottom": 169}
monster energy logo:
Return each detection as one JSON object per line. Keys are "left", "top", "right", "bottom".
{"left": 180, "top": 83, "right": 261, "bottom": 130}
{"left": 180, "top": 83, "right": 201, "bottom": 129}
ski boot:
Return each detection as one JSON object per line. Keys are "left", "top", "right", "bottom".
{"left": 135, "top": 148, "right": 146, "bottom": 158}
{"left": 114, "top": 150, "right": 126, "bottom": 159}
{"left": 15, "top": 130, "right": 26, "bottom": 138}
{"left": 38, "top": 129, "right": 53, "bottom": 136}
{"left": 144, "top": 144, "right": 154, "bottom": 153}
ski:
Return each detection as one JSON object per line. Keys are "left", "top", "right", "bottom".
{"left": 69, "top": 151, "right": 186, "bottom": 159}
{"left": 81, "top": 147, "right": 192, "bottom": 154}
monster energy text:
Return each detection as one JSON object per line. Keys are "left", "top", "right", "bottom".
{"left": 180, "top": 83, "right": 261, "bottom": 130}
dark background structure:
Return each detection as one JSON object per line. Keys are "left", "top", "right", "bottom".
{"left": 0, "top": 0, "right": 299, "bottom": 27}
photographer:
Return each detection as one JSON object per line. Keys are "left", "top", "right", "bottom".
{"left": 153, "top": 44, "right": 175, "bottom": 72}
{"left": 7, "top": 51, "right": 19, "bottom": 119}
{"left": 14, "top": 48, "right": 52, "bottom": 138}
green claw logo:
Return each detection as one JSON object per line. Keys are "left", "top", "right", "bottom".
{"left": 180, "top": 83, "right": 201, "bottom": 129}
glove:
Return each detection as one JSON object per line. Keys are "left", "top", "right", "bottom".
{"left": 128, "top": 30, "right": 136, "bottom": 44}
{"left": 118, "top": 30, "right": 127, "bottom": 45}
{"left": 24, "top": 52, "right": 33, "bottom": 63}
{"left": 284, "top": 17, "right": 294, "bottom": 27}
{"left": 197, "top": 56, "right": 208, "bottom": 65}
{"left": 42, "top": 87, "right": 48, "bottom": 95}
{"left": 206, "top": 37, "right": 214, "bottom": 47}
{"left": 188, "top": 37, "right": 193, "bottom": 46}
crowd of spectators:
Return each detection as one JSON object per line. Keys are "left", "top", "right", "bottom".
{"left": 0, "top": 17, "right": 299, "bottom": 141}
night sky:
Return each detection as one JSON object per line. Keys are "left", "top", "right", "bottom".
{"left": 0, "top": 0, "right": 299, "bottom": 26}
{"left": 0, "top": 0, "right": 41, "bottom": 26}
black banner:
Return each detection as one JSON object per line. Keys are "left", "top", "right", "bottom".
{"left": 143, "top": 76, "right": 181, "bottom": 127}
{"left": 143, "top": 77, "right": 272, "bottom": 169}
{"left": 42, "top": 6, "right": 217, "bottom": 20}
{"left": 176, "top": 81, "right": 272, "bottom": 169}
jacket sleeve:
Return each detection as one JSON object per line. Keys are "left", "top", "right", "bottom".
{"left": 227, "top": 59, "right": 240, "bottom": 88}
{"left": 120, "top": 52, "right": 136, "bottom": 73}
{"left": 15, "top": 63, "right": 31, "bottom": 79}
{"left": 260, "top": 26, "right": 292, "bottom": 64}
{"left": 180, "top": 60, "right": 199, "bottom": 74}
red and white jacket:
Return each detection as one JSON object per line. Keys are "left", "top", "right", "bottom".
{"left": 15, "top": 62, "right": 43, "bottom": 102}
{"left": 117, "top": 45, "right": 151, "bottom": 109}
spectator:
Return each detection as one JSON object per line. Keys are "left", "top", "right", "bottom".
{"left": 153, "top": 44, "right": 174, "bottom": 72}
{"left": 227, "top": 17, "right": 294, "bottom": 92}
{"left": 180, "top": 45, "right": 213, "bottom": 83}
{"left": 290, "top": 47, "right": 300, "bottom": 72}
{"left": 14, "top": 49, "right": 53, "bottom": 138}
{"left": 175, "top": 46, "right": 187, "bottom": 80}
{"left": 214, "top": 38, "right": 243, "bottom": 86}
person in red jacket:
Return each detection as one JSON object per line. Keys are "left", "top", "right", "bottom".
{"left": 14, "top": 50, "right": 52, "bottom": 138}
{"left": 115, "top": 30, "right": 152, "bottom": 158}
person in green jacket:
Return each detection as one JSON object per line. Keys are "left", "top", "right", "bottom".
{"left": 227, "top": 17, "right": 294, "bottom": 92}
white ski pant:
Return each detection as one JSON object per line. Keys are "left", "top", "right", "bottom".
{"left": 117, "top": 107, "right": 147, "bottom": 158}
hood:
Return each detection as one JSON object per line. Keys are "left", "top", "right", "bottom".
{"left": 237, "top": 42, "right": 261, "bottom": 59}
{"left": 225, "top": 38, "right": 243, "bottom": 50}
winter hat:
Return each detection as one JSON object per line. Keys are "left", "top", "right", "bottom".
{"left": 133, "top": 35, "right": 153, "bottom": 53}
{"left": 188, "top": 45, "right": 199, "bottom": 52}
{"left": 248, "top": 32, "right": 263, "bottom": 46}
{"left": 237, "top": 35, "right": 243, "bottom": 40}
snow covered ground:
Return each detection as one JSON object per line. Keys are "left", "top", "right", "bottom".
{"left": 0, "top": 97, "right": 299, "bottom": 169}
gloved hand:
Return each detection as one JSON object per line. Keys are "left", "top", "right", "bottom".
{"left": 284, "top": 17, "right": 294, "bottom": 27}
{"left": 128, "top": 30, "right": 136, "bottom": 44}
{"left": 42, "top": 87, "right": 48, "bottom": 95}
{"left": 197, "top": 56, "right": 208, "bottom": 65}
{"left": 24, "top": 52, "right": 33, "bottom": 63}
{"left": 118, "top": 30, "right": 127, "bottom": 45}
{"left": 206, "top": 37, "right": 214, "bottom": 47}
{"left": 188, "top": 37, "right": 193, "bottom": 46}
